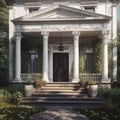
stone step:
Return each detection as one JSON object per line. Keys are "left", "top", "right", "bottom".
{"left": 36, "top": 89, "right": 84, "bottom": 93}
{"left": 34, "top": 91, "right": 86, "bottom": 95}
{"left": 22, "top": 100, "right": 105, "bottom": 107}
{"left": 42, "top": 86, "right": 82, "bottom": 90}
{"left": 22, "top": 83, "right": 104, "bottom": 108}
{"left": 44, "top": 83, "right": 81, "bottom": 87}
{"left": 32, "top": 94, "right": 88, "bottom": 98}
{"left": 23, "top": 96, "right": 103, "bottom": 101}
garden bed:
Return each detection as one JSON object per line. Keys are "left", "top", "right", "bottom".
{"left": 75, "top": 105, "right": 120, "bottom": 120}
{"left": 0, "top": 104, "right": 46, "bottom": 120}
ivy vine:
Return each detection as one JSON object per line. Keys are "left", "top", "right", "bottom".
{"left": 79, "top": 40, "right": 102, "bottom": 73}
{"left": 93, "top": 40, "right": 102, "bottom": 73}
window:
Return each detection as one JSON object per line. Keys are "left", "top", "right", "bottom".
{"left": 84, "top": 7, "right": 95, "bottom": 12}
{"left": 29, "top": 8, "right": 39, "bottom": 13}
{"left": 28, "top": 53, "right": 39, "bottom": 73}
{"left": 84, "top": 53, "right": 94, "bottom": 73}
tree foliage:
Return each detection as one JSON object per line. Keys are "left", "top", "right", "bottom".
{"left": 0, "top": 0, "right": 8, "bottom": 82}
{"left": 117, "top": 21, "right": 120, "bottom": 81}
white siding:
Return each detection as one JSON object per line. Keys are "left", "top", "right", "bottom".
{"left": 14, "top": 4, "right": 26, "bottom": 18}
{"left": 96, "top": 2, "right": 106, "bottom": 15}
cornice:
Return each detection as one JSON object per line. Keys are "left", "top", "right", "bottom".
{"left": 14, "top": 0, "right": 107, "bottom": 3}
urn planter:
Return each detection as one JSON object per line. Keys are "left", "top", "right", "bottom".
{"left": 24, "top": 84, "right": 33, "bottom": 97}
{"left": 88, "top": 84, "right": 98, "bottom": 97}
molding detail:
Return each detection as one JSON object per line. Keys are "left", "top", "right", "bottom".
{"left": 41, "top": 31, "right": 49, "bottom": 36}
{"left": 72, "top": 31, "right": 81, "bottom": 36}
{"left": 18, "top": 23, "right": 104, "bottom": 32}
{"left": 72, "top": 31, "right": 81, "bottom": 40}
{"left": 102, "top": 30, "right": 110, "bottom": 40}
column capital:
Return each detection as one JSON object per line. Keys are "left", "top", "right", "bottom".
{"left": 15, "top": 32, "right": 21, "bottom": 37}
{"left": 101, "top": 30, "right": 110, "bottom": 37}
{"left": 72, "top": 31, "right": 81, "bottom": 37}
{"left": 41, "top": 31, "right": 49, "bottom": 37}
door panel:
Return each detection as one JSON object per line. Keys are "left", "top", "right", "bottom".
{"left": 53, "top": 53, "right": 69, "bottom": 82}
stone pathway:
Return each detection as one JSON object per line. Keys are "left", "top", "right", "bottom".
{"left": 30, "top": 106, "right": 89, "bottom": 120}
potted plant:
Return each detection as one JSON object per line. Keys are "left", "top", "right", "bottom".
{"left": 34, "top": 79, "right": 41, "bottom": 90}
{"left": 34, "top": 78, "right": 46, "bottom": 90}
{"left": 24, "top": 80, "right": 33, "bottom": 97}
{"left": 79, "top": 80, "right": 89, "bottom": 89}
{"left": 88, "top": 80, "right": 98, "bottom": 97}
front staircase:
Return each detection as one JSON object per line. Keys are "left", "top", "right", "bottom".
{"left": 22, "top": 83, "right": 105, "bottom": 107}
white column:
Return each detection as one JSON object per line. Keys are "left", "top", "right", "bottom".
{"left": 102, "top": 31, "right": 109, "bottom": 82}
{"left": 41, "top": 31, "right": 49, "bottom": 82}
{"left": 72, "top": 31, "right": 80, "bottom": 82}
{"left": 15, "top": 32, "right": 21, "bottom": 82}
{"left": 112, "top": 5, "right": 117, "bottom": 80}
{"left": 9, "top": 40, "right": 13, "bottom": 81}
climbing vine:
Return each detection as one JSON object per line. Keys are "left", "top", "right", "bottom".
{"left": 93, "top": 40, "right": 102, "bottom": 73}
{"left": 79, "top": 40, "right": 102, "bottom": 73}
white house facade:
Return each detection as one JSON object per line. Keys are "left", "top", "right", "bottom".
{"left": 9, "top": 0, "right": 119, "bottom": 83}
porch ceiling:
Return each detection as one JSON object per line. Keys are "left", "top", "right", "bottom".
{"left": 22, "top": 31, "right": 101, "bottom": 44}
{"left": 22, "top": 31, "right": 101, "bottom": 38}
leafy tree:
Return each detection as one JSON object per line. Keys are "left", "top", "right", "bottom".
{"left": 117, "top": 21, "right": 120, "bottom": 81}
{"left": 0, "top": 0, "right": 8, "bottom": 84}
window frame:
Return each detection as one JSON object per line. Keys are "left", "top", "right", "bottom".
{"left": 28, "top": 51, "right": 39, "bottom": 73}
{"left": 84, "top": 6, "right": 95, "bottom": 12}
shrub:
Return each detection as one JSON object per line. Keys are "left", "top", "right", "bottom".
{"left": 98, "top": 88, "right": 120, "bottom": 105}
{"left": 0, "top": 106, "right": 46, "bottom": 120}
{"left": 0, "top": 89, "right": 12, "bottom": 104}
{"left": 0, "top": 84, "right": 24, "bottom": 105}
{"left": 12, "top": 92, "right": 23, "bottom": 105}
{"left": 75, "top": 107, "right": 120, "bottom": 120}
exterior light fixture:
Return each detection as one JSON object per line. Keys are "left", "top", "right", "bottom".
{"left": 58, "top": 33, "right": 64, "bottom": 51}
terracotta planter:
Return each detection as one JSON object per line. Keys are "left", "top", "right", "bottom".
{"left": 34, "top": 80, "right": 41, "bottom": 90}
{"left": 88, "top": 85, "right": 98, "bottom": 97}
{"left": 24, "top": 85, "right": 33, "bottom": 97}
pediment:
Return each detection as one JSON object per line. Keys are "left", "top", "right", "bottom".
{"left": 14, "top": 4, "right": 111, "bottom": 23}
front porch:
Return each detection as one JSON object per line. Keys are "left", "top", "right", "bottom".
{"left": 13, "top": 30, "right": 110, "bottom": 84}
{"left": 18, "top": 29, "right": 108, "bottom": 84}
{"left": 10, "top": 4, "right": 111, "bottom": 84}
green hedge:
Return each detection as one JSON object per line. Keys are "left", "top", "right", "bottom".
{"left": 98, "top": 88, "right": 120, "bottom": 105}
{"left": 0, "top": 84, "right": 24, "bottom": 105}
{"left": 0, "top": 106, "right": 46, "bottom": 120}
{"left": 75, "top": 106, "right": 120, "bottom": 120}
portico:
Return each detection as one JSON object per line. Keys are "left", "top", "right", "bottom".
{"left": 12, "top": 4, "right": 111, "bottom": 83}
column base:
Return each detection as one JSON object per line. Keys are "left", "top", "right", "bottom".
{"left": 101, "top": 78, "right": 111, "bottom": 83}
{"left": 101, "top": 78, "right": 111, "bottom": 88}
{"left": 72, "top": 78, "right": 80, "bottom": 83}
{"left": 42, "top": 77, "right": 49, "bottom": 83}
{"left": 13, "top": 78, "right": 22, "bottom": 83}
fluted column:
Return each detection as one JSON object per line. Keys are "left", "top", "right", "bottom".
{"left": 41, "top": 31, "right": 49, "bottom": 82}
{"left": 101, "top": 31, "right": 109, "bottom": 82}
{"left": 15, "top": 32, "right": 21, "bottom": 82}
{"left": 72, "top": 31, "right": 80, "bottom": 82}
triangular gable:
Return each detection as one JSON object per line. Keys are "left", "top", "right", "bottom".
{"left": 13, "top": 4, "right": 111, "bottom": 23}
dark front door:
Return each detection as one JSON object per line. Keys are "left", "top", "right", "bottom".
{"left": 53, "top": 53, "right": 69, "bottom": 82}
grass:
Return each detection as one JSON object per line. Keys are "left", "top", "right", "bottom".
{"left": 75, "top": 105, "right": 120, "bottom": 120}
{"left": 0, "top": 103, "right": 46, "bottom": 120}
